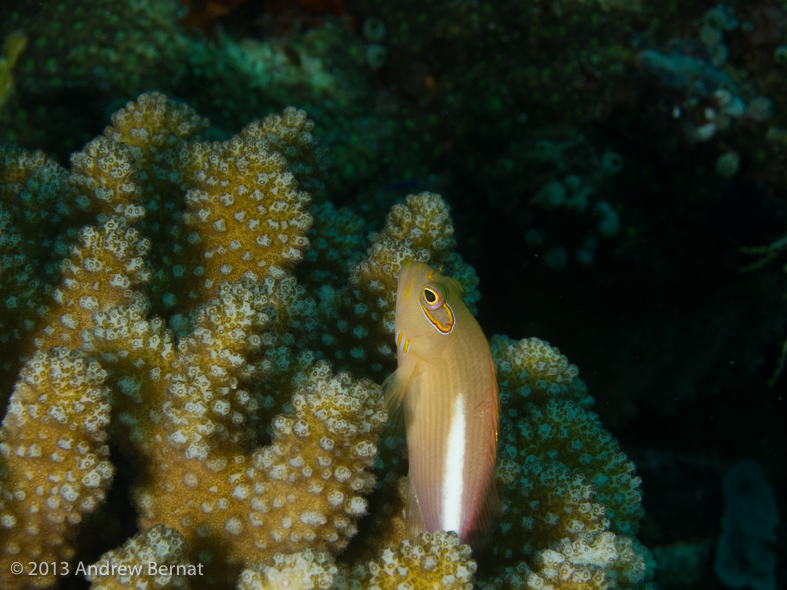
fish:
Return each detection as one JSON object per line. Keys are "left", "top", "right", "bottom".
{"left": 383, "top": 260, "right": 499, "bottom": 546}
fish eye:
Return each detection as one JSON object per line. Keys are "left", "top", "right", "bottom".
{"left": 418, "top": 282, "right": 455, "bottom": 334}
{"left": 420, "top": 283, "right": 444, "bottom": 310}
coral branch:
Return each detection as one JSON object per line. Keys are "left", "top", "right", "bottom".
{"left": 0, "top": 92, "right": 656, "bottom": 590}
{"left": 0, "top": 349, "right": 113, "bottom": 589}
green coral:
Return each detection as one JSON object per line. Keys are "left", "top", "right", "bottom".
{"left": 0, "top": 30, "right": 26, "bottom": 113}
{"left": 11, "top": 0, "right": 189, "bottom": 95}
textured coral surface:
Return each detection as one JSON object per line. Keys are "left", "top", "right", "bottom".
{"left": 0, "top": 93, "right": 657, "bottom": 590}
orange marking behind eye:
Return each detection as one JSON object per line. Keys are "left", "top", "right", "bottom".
{"left": 420, "top": 301, "right": 455, "bottom": 334}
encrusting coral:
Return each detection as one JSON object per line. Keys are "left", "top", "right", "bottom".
{"left": 0, "top": 92, "right": 656, "bottom": 589}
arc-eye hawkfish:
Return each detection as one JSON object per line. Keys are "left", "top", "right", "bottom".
{"left": 384, "top": 260, "right": 500, "bottom": 547}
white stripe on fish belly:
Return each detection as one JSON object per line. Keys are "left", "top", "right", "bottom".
{"left": 442, "top": 393, "right": 465, "bottom": 534}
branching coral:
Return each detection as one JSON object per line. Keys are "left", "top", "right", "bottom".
{"left": 68, "top": 138, "right": 145, "bottom": 225}
{"left": 9, "top": 0, "right": 190, "bottom": 96}
{"left": 307, "top": 191, "right": 481, "bottom": 379}
{"left": 492, "top": 336, "right": 643, "bottom": 539}
{"left": 0, "top": 144, "right": 75, "bottom": 390}
{"left": 0, "top": 349, "right": 113, "bottom": 589}
{"left": 178, "top": 131, "right": 312, "bottom": 294}
{"left": 86, "top": 525, "right": 193, "bottom": 590}
{"left": 483, "top": 533, "right": 655, "bottom": 590}
{"left": 238, "top": 548, "right": 337, "bottom": 590}
{"left": 0, "top": 92, "right": 655, "bottom": 590}
{"left": 236, "top": 531, "right": 477, "bottom": 590}
{"left": 482, "top": 336, "right": 652, "bottom": 589}
{"left": 353, "top": 531, "right": 477, "bottom": 590}
{"left": 33, "top": 218, "right": 151, "bottom": 353}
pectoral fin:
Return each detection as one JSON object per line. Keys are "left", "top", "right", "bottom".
{"left": 381, "top": 362, "right": 416, "bottom": 436}
{"left": 405, "top": 473, "right": 427, "bottom": 540}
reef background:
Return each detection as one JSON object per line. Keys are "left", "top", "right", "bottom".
{"left": 1, "top": 0, "right": 785, "bottom": 589}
